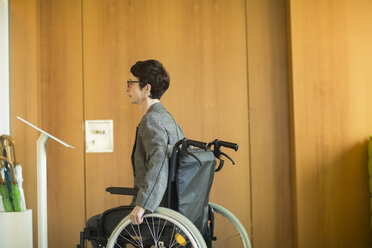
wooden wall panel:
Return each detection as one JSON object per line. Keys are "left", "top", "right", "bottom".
{"left": 289, "top": 0, "right": 372, "bottom": 247}
{"left": 39, "top": 0, "right": 85, "bottom": 247}
{"left": 83, "top": 0, "right": 251, "bottom": 238}
{"left": 247, "top": 0, "right": 293, "bottom": 247}
{"left": 10, "top": 0, "right": 40, "bottom": 247}
{"left": 10, "top": 0, "right": 297, "bottom": 247}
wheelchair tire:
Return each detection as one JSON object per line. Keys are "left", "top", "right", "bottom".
{"left": 209, "top": 202, "right": 252, "bottom": 248}
{"left": 107, "top": 207, "right": 207, "bottom": 248}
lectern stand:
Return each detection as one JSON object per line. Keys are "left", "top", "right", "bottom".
{"left": 17, "top": 117, "right": 74, "bottom": 248}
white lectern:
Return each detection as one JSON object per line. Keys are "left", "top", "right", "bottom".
{"left": 17, "top": 116, "right": 74, "bottom": 248}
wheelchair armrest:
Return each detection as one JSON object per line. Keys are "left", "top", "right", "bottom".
{"left": 106, "top": 187, "right": 138, "bottom": 196}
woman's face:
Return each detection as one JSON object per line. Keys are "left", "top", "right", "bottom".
{"left": 126, "top": 75, "right": 148, "bottom": 105}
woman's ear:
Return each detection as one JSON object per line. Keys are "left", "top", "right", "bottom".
{"left": 145, "top": 84, "right": 152, "bottom": 96}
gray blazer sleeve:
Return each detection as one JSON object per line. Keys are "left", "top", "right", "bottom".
{"left": 135, "top": 114, "right": 169, "bottom": 212}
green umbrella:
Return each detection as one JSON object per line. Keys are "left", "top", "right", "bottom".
{"left": 1, "top": 156, "right": 22, "bottom": 212}
{"left": 6, "top": 157, "right": 22, "bottom": 212}
{"left": 1, "top": 164, "right": 14, "bottom": 212}
{"left": 10, "top": 183, "right": 22, "bottom": 212}
{"left": 0, "top": 183, "right": 14, "bottom": 212}
{"left": 1, "top": 136, "right": 23, "bottom": 212}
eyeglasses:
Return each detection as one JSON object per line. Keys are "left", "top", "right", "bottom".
{"left": 127, "top": 80, "right": 141, "bottom": 88}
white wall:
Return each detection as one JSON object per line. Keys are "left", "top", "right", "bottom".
{"left": 0, "top": 0, "right": 10, "bottom": 135}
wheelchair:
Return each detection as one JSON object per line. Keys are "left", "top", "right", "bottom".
{"left": 77, "top": 138, "right": 252, "bottom": 248}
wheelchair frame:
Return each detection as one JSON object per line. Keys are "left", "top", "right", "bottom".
{"left": 78, "top": 138, "right": 251, "bottom": 248}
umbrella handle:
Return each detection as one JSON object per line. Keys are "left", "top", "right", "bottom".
{"left": 0, "top": 135, "right": 17, "bottom": 165}
{"left": 0, "top": 156, "right": 16, "bottom": 185}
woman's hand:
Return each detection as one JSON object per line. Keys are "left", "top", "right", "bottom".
{"left": 130, "top": 206, "right": 146, "bottom": 225}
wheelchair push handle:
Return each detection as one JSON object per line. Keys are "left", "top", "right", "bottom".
{"left": 207, "top": 139, "right": 239, "bottom": 172}
{"left": 218, "top": 140, "right": 239, "bottom": 151}
{"left": 208, "top": 139, "right": 239, "bottom": 151}
{"left": 186, "top": 139, "right": 208, "bottom": 150}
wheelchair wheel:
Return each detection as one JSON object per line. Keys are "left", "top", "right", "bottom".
{"left": 209, "top": 202, "right": 251, "bottom": 248}
{"left": 107, "top": 207, "right": 207, "bottom": 248}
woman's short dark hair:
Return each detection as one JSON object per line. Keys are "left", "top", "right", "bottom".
{"left": 130, "top": 60, "right": 170, "bottom": 99}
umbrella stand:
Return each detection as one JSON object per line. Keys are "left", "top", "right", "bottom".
{"left": 17, "top": 117, "right": 74, "bottom": 248}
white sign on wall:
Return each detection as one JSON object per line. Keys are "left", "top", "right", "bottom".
{"left": 85, "top": 120, "right": 114, "bottom": 153}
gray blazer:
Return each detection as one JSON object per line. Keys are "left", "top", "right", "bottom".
{"left": 132, "top": 102, "right": 184, "bottom": 212}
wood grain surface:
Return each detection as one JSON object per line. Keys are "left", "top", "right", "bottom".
{"left": 289, "top": 0, "right": 372, "bottom": 247}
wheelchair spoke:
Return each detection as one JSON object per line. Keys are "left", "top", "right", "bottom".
{"left": 144, "top": 217, "right": 157, "bottom": 245}
{"left": 169, "top": 230, "right": 179, "bottom": 247}
{"left": 168, "top": 223, "right": 176, "bottom": 247}
{"left": 114, "top": 240, "right": 123, "bottom": 248}
{"left": 174, "top": 240, "right": 190, "bottom": 248}
{"left": 169, "top": 229, "right": 184, "bottom": 248}
{"left": 136, "top": 224, "right": 144, "bottom": 248}
{"left": 169, "top": 232, "right": 178, "bottom": 247}
{"left": 157, "top": 219, "right": 168, "bottom": 243}
{"left": 170, "top": 234, "right": 190, "bottom": 248}
{"left": 128, "top": 224, "right": 143, "bottom": 247}
{"left": 213, "top": 234, "right": 244, "bottom": 247}
{"left": 118, "top": 233, "right": 141, "bottom": 248}
{"left": 151, "top": 217, "right": 157, "bottom": 246}
{"left": 121, "top": 227, "right": 141, "bottom": 247}
{"left": 156, "top": 217, "right": 161, "bottom": 240}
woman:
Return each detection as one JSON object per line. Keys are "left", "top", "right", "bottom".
{"left": 127, "top": 59, "right": 184, "bottom": 224}
{"left": 86, "top": 59, "right": 184, "bottom": 247}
